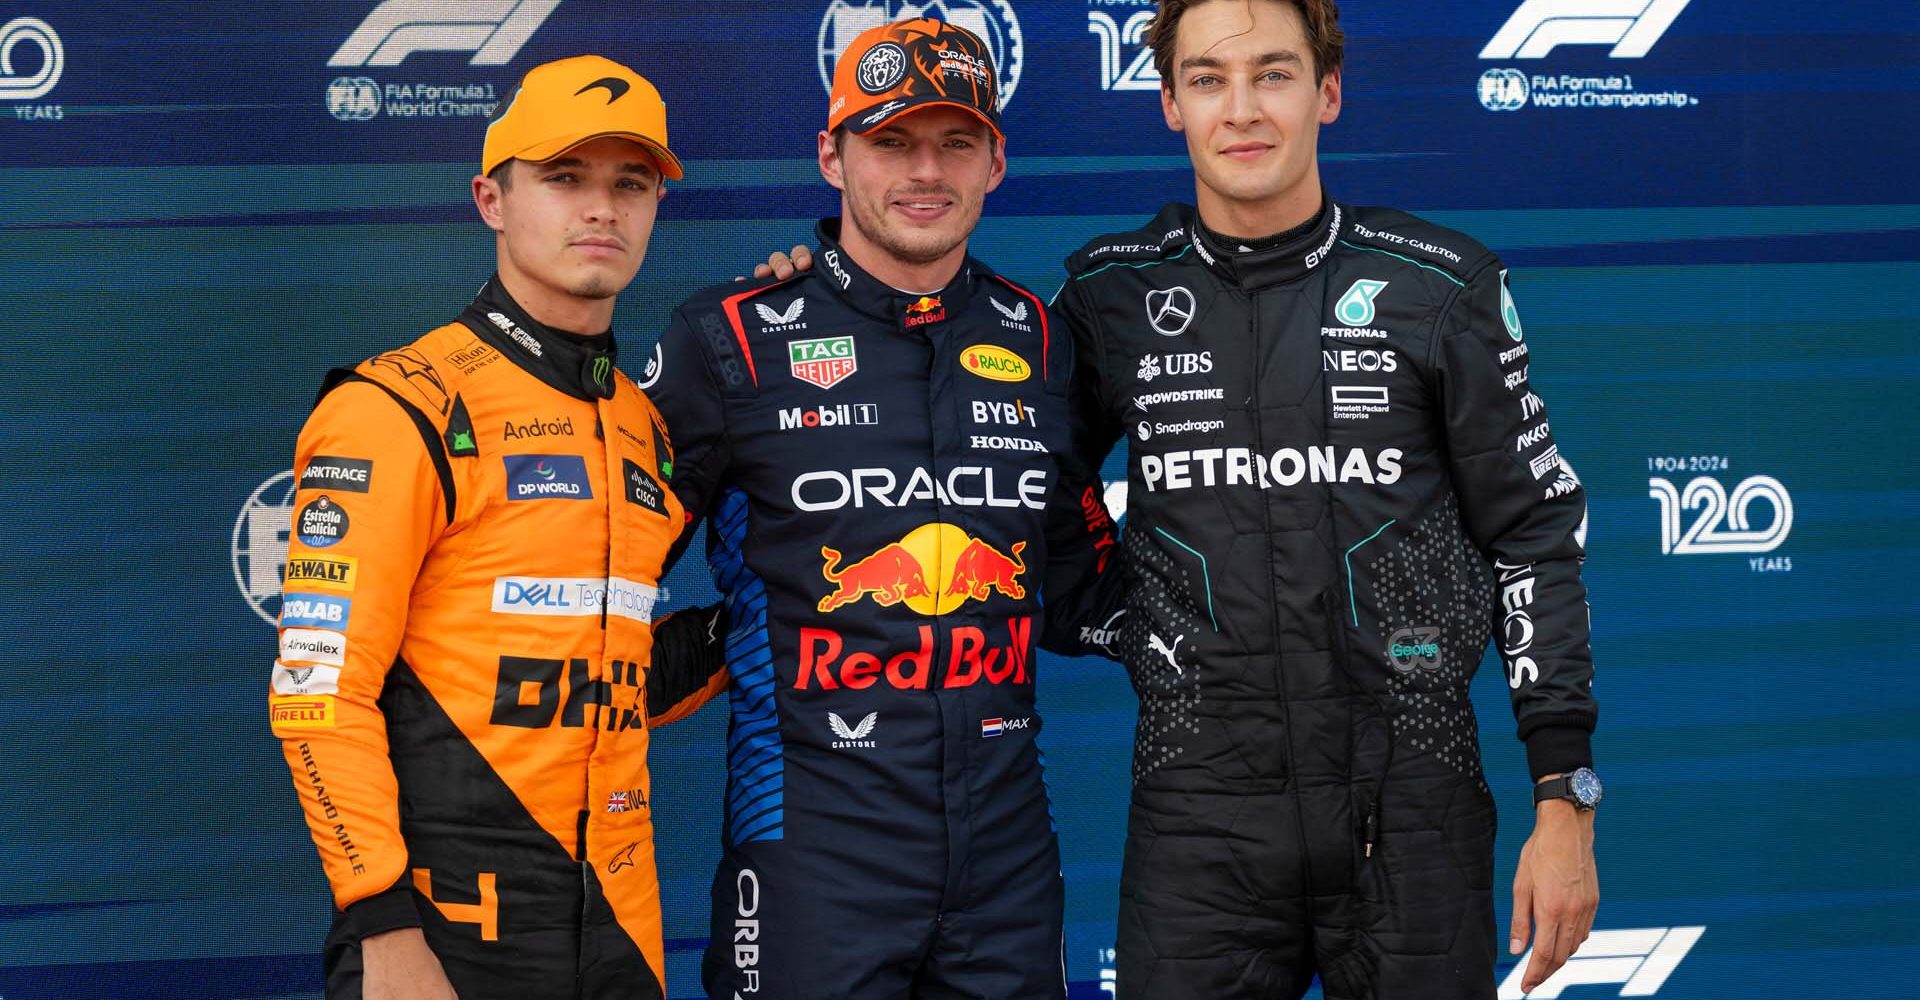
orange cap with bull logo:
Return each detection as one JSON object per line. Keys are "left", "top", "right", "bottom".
{"left": 827, "top": 18, "right": 1004, "bottom": 144}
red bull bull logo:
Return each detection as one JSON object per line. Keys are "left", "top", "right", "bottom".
{"left": 817, "top": 524, "right": 1027, "bottom": 614}
{"left": 946, "top": 538, "right": 1026, "bottom": 601}
{"left": 903, "top": 295, "right": 947, "bottom": 328}
{"left": 818, "top": 542, "right": 932, "bottom": 612}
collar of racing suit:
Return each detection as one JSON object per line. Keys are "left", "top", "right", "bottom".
{"left": 455, "top": 274, "right": 620, "bottom": 400}
{"left": 1199, "top": 194, "right": 1327, "bottom": 254}
{"left": 812, "top": 217, "right": 981, "bottom": 328}
{"left": 1185, "top": 191, "right": 1344, "bottom": 292}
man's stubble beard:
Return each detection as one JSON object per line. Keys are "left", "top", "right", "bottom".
{"left": 568, "top": 273, "right": 622, "bottom": 300}
{"left": 846, "top": 183, "right": 969, "bottom": 268}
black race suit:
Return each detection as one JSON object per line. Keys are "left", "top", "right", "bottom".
{"left": 647, "top": 219, "right": 1118, "bottom": 1000}
{"left": 1053, "top": 199, "right": 1598, "bottom": 1000}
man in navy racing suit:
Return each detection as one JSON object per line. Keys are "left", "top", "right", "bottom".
{"left": 646, "top": 18, "right": 1119, "bottom": 1000}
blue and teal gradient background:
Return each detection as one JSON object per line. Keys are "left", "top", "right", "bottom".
{"left": 2, "top": 1, "right": 1917, "bottom": 997}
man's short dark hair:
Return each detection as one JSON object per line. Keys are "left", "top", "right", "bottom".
{"left": 1149, "top": 0, "right": 1346, "bottom": 89}
{"left": 488, "top": 160, "right": 515, "bottom": 191}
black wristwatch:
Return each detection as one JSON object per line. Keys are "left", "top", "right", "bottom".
{"left": 1532, "top": 766, "right": 1603, "bottom": 811}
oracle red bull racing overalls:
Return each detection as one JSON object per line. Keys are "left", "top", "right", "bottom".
{"left": 647, "top": 219, "right": 1117, "bottom": 999}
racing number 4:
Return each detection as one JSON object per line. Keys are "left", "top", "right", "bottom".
{"left": 412, "top": 868, "right": 500, "bottom": 941}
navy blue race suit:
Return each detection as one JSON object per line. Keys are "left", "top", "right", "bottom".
{"left": 647, "top": 219, "right": 1118, "bottom": 1000}
{"left": 1053, "top": 199, "right": 1598, "bottom": 1000}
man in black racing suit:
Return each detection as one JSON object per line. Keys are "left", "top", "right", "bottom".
{"left": 1047, "top": 1, "right": 1604, "bottom": 997}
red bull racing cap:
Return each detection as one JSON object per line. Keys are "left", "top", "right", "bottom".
{"left": 827, "top": 18, "right": 1004, "bottom": 143}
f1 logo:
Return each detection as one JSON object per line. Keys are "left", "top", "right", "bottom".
{"left": 329, "top": 0, "right": 561, "bottom": 68}
{"left": 1480, "top": 0, "right": 1692, "bottom": 60}
{"left": 1499, "top": 926, "right": 1705, "bottom": 998}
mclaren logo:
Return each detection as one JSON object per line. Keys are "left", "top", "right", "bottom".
{"left": 574, "top": 76, "right": 630, "bottom": 103}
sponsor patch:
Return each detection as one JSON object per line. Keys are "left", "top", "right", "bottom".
{"left": 960, "top": 344, "right": 1031, "bottom": 382}
{"left": 280, "top": 593, "right": 351, "bottom": 631}
{"left": 828, "top": 711, "right": 878, "bottom": 748}
{"left": 272, "top": 660, "right": 342, "bottom": 696}
{"left": 285, "top": 555, "right": 357, "bottom": 591}
{"left": 445, "top": 394, "right": 479, "bottom": 457}
{"left": 503, "top": 454, "right": 593, "bottom": 501}
{"left": 788, "top": 335, "right": 858, "bottom": 389}
{"left": 1528, "top": 444, "right": 1562, "bottom": 480}
{"left": 1145, "top": 286, "right": 1196, "bottom": 336}
{"left": 299, "top": 456, "right": 372, "bottom": 493}
{"left": 622, "top": 458, "right": 669, "bottom": 517}
{"left": 969, "top": 434, "right": 1047, "bottom": 453}
{"left": 1331, "top": 385, "right": 1392, "bottom": 421}
{"left": 779, "top": 403, "right": 878, "bottom": 430}
{"left": 756, "top": 298, "right": 806, "bottom": 329}
{"left": 491, "top": 576, "right": 658, "bottom": 623}
{"left": 651, "top": 419, "right": 674, "bottom": 480}
{"left": 502, "top": 415, "right": 575, "bottom": 440}
{"left": 295, "top": 496, "right": 350, "bottom": 548}
{"left": 1336, "top": 279, "right": 1390, "bottom": 327}
{"left": 280, "top": 627, "right": 348, "bottom": 667}
{"left": 903, "top": 295, "right": 947, "bottom": 328}
{"left": 270, "top": 695, "right": 336, "bottom": 729}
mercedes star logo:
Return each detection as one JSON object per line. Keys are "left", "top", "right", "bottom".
{"left": 1145, "top": 286, "right": 1196, "bottom": 337}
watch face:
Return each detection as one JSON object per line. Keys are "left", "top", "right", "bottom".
{"left": 1571, "top": 768, "right": 1603, "bottom": 806}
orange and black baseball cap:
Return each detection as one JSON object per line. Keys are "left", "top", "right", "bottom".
{"left": 827, "top": 18, "right": 1003, "bottom": 143}
{"left": 482, "top": 55, "right": 683, "bottom": 180}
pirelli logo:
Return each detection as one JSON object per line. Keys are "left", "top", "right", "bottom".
{"left": 271, "top": 695, "right": 337, "bottom": 729}
{"left": 285, "top": 555, "right": 357, "bottom": 591}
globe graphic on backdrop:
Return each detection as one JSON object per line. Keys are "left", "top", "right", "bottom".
{"left": 817, "top": 0, "right": 1024, "bottom": 109}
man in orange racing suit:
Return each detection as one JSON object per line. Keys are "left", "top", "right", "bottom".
{"left": 268, "top": 55, "right": 727, "bottom": 1000}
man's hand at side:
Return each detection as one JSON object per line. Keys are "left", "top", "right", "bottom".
{"left": 1510, "top": 782, "right": 1599, "bottom": 994}
{"left": 362, "top": 927, "right": 459, "bottom": 1000}
{"left": 749, "top": 245, "right": 813, "bottom": 281}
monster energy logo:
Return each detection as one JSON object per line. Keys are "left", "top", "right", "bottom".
{"left": 591, "top": 356, "right": 611, "bottom": 386}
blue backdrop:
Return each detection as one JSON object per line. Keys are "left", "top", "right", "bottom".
{"left": 3, "top": 1, "right": 1918, "bottom": 997}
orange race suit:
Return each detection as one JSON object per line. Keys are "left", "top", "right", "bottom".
{"left": 269, "top": 275, "right": 728, "bottom": 999}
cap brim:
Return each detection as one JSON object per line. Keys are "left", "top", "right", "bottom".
{"left": 845, "top": 96, "right": 1003, "bottom": 144}
{"left": 515, "top": 131, "right": 685, "bottom": 181}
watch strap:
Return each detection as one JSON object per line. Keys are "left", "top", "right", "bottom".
{"left": 1533, "top": 775, "right": 1575, "bottom": 806}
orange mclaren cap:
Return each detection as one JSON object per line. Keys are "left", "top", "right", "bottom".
{"left": 482, "top": 55, "right": 683, "bottom": 180}
{"left": 827, "top": 18, "right": 1004, "bottom": 142}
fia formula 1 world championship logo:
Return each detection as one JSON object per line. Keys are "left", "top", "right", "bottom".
{"left": 329, "top": 0, "right": 559, "bottom": 67}
{"left": 1481, "top": 0, "right": 1693, "bottom": 60}
{"left": 817, "top": 1, "right": 1024, "bottom": 109}
{"left": 1477, "top": 1, "right": 1698, "bottom": 112}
